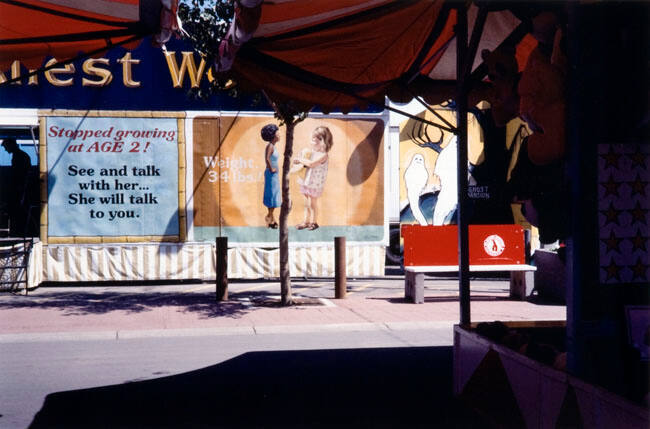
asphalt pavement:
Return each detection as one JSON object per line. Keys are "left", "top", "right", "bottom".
{"left": 0, "top": 272, "right": 566, "bottom": 428}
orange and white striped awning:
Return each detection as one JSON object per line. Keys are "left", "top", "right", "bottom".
{"left": 211, "top": 0, "right": 537, "bottom": 111}
{"left": 0, "top": 0, "right": 179, "bottom": 70}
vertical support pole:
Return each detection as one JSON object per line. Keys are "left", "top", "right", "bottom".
{"left": 334, "top": 236, "right": 346, "bottom": 299}
{"left": 566, "top": 0, "right": 583, "bottom": 382}
{"left": 566, "top": 2, "right": 602, "bottom": 382}
{"left": 24, "top": 239, "right": 30, "bottom": 296}
{"left": 456, "top": 5, "right": 471, "bottom": 327}
{"left": 216, "top": 236, "right": 228, "bottom": 301}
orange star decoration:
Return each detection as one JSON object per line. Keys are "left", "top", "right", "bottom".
{"left": 630, "top": 256, "right": 649, "bottom": 281}
{"left": 604, "top": 258, "right": 622, "bottom": 281}
{"left": 628, "top": 173, "right": 648, "bottom": 197}
{"left": 601, "top": 202, "right": 622, "bottom": 226}
{"left": 601, "top": 174, "right": 620, "bottom": 197}
{"left": 602, "top": 230, "right": 623, "bottom": 254}
{"left": 601, "top": 146, "right": 621, "bottom": 170}
{"left": 629, "top": 230, "right": 648, "bottom": 253}
{"left": 628, "top": 146, "right": 648, "bottom": 169}
{"left": 629, "top": 201, "right": 647, "bottom": 226}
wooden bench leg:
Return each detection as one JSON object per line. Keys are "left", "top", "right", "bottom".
{"left": 510, "top": 270, "right": 534, "bottom": 300}
{"left": 405, "top": 271, "right": 424, "bottom": 304}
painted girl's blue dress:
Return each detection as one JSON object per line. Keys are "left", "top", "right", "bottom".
{"left": 263, "top": 146, "right": 281, "bottom": 208}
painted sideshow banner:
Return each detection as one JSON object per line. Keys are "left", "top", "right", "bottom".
{"left": 399, "top": 105, "right": 518, "bottom": 228}
{"left": 598, "top": 143, "right": 649, "bottom": 284}
{"left": 44, "top": 113, "right": 184, "bottom": 242}
{"left": 192, "top": 115, "right": 385, "bottom": 244}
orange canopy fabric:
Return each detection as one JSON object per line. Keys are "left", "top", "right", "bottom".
{"left": 216, "top": 0, "right": 536, "bottom": 112}
{"left": 0, "top": 0, "right": 177, "bottom": 70}
{"left": 228, "top": 0, "right": 454, "bottom": 111}
{"left": 0, "top": 0, "right": 537, "bottom": 112}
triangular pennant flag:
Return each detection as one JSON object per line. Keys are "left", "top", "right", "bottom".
{"left": 460, "top": 349, "right": 526, "bottom": 428}
{"left": 556, "top": 384, "right": 584, "bottom": 428}
{"left": 593, "top": 388, "right": 649, "bottom": 429}
{"left": 455, "top": 331, "right": 490, "bottom": 393}
{"left": 539, "top": 373, "right": 568, "bottom": 428}
{"left": 500, "top": 350, "right": 542, "bottom": 428}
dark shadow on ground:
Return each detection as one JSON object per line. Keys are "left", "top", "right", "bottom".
{"left": 29, "top": 346, "right": 488, "bottom": 429}
{"left": 526, "top": 293, "right": 567, "bottom": 306}
{"left": 0, "top": 290, "right": 322, "bottom": 319}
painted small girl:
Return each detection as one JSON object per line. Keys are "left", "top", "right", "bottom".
{"left": 293, "top": 126, "right": 333, "bottom": 230}
{"left": 261, "top": 124, "right": 280, "bottom": 229}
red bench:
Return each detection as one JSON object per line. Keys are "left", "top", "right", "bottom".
{"left": 401, "top": 224, "right": 536, "bottom": 303}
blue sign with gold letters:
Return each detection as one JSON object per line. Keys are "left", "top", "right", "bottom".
{"left": 0, "top": 37, "right": 257, "bottom": 111}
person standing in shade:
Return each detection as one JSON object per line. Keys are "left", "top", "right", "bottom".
{"left": 1, "top": 138, "right": 31, "bottom": 236}
{"left": 261, "top": 124, "right": 280, "bottom": 229}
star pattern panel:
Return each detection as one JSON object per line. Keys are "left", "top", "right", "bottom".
{"left": 598, "top": 144, "right": 649, "bottom": 284}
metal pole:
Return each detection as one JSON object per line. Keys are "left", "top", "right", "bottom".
{"left": 456, "top": 5, "right": 471, "bottom": 327}
{"left": 334, "top": 236, "right": 346, "bottom": 299}
{"left": 216, "top": 236, "right": 228, "bottom": 301}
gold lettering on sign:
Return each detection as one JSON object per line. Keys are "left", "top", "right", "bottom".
{"left": 0, "top": 61, "right": 22, "bottom": 85}
{"left": 164, "top": 51, "right": 207, "bottom": 88}
{"left": 118, "top": 52, "right": 141, "bottom": 88}
{"left": 82, "top": 58, "right": 113, "bottom": 87}
{"left": 0, "top": 51, "right": 215, "bottom": 90}
{"left": 11, "top": 61, "right": 21, "bottom": 85}
{"left": 28, "top": 69, "right": 38, "bottom": 85}
{"left": 206, "top": 66, "right": 217, "bottom": 83}
{"left": 44, "top": 59, "right": 75, "bottom": 86}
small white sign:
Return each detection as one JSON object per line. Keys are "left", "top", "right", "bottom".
{"left": 483, "top": 234, "right": 506, "bottom": 256}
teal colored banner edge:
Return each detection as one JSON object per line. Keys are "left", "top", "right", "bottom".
{"left": 194, "top": 226, "right": 384, "bottom": 244}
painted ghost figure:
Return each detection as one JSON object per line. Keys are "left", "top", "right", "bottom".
{"left": 432, "top": 136, "right": 458, "bottom": 226}
{"left": 404, "top": 153, "right": 429, "bottom": 226}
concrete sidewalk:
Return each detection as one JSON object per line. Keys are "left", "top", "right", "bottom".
{"left": 0, "top": 276, "right": 566, "bottom": 341}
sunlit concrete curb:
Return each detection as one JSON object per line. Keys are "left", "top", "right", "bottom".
{"left": 0, "top": 320, "right": 467, "bottom": 342}
{"left": 0, "top": 331, "right": 117, "bottom": 343}
{"left": 253, "top": 322, "right": 385, "bottom": 335}
{"left": 383, "top": 321, "right": 455, "bottom": 331}
{"left": 116, "top": 326, "right": 257, "bottom": 339}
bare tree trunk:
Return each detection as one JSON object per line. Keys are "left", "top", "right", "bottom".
{"left": 279, "top": 120, "right": 294, "bottom": 305}
{"left": 263, "top": 92, "right": 307, "bottom": 306}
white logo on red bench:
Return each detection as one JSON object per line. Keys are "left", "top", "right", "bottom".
{"left": 484, "top": 235, "right": 506, "bottom": 256}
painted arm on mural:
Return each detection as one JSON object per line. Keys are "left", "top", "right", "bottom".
{"left": 265, "top": 143, "right": 276, "bottom": 173}
{"left": 293, "top": 151, "right": 327, "bottom": 169}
